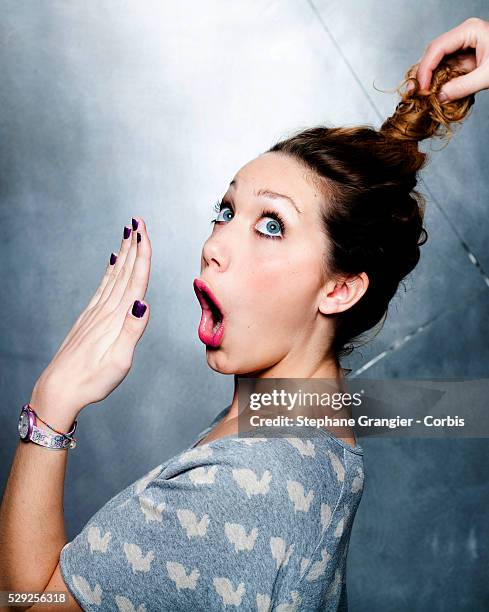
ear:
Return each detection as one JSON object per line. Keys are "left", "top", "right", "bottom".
{"left": 318, "top": 272, "right": 369, "bottom": 316}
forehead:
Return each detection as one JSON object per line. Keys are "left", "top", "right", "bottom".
{"left": 228, "top": 152, "right": 324, "bottom": 208}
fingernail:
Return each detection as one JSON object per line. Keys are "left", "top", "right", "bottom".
{"left": 132, "top": 300, "right": 147, "bottom": 318}
{"left": 132, "top": 218, "right": 139, "bottom": 231}
{"left": 137, "top": 232, "right": 141, "bottom": 243}
{"left": 437, "top": 91, "right": 448, "bottom": 103}
{"left": 123, "top": 226, "right": 132, "bottom": 239}
{"left": 109, "top": 252, "right": 117, "bottom": 265}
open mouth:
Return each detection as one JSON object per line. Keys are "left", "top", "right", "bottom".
{"left": 193, "top": 278, "right": 225, "bottom": 348}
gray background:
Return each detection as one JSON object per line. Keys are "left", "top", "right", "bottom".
{"left": 1, "top": 1, "right": 488, "bottom": 610}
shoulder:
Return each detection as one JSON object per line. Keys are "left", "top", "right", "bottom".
{"left": 159, "top": 433, "right": 364, "bottom": 530}
{"left": 164, "top": 432, "right": 364, "bottom": 487}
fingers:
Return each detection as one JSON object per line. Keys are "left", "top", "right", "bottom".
{"left": 95, "top": 221, "right": 138, "bottom": 309}
{"left": 105, "top": 217, "right": 152, "bottom": 313}
{"left": 405, "top": 61, "right": 422, "bottom": 93}
{"left": 54, "top": 218, "right": 147, "bottom": 359}
{"left": 438, "top": 66, "right": 489, "bottom": 101}
{"left": 117, "top": 217, "right": 152, "bottom": 311}
{"left": 83, "top": 250, "right": 122, "bottom": 314}
{"left": 107, "top": 300, "right": 150, "bottom": 374}
{"left": 416, "top": 20, "right": 474, "bottom": 91}
{"left": 416, "top": 17, "right": 489, "bottom": 94}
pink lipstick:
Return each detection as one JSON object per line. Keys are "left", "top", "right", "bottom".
{"left": 193, "top": 278, "right": 225, "bottom": 348}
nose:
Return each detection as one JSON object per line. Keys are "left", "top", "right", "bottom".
{"left": 201, "top": 233, "right": 230, "bottom": 273}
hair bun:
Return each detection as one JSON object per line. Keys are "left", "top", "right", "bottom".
{"left": 379, "top": 57, "right": 476, "bottom": 159}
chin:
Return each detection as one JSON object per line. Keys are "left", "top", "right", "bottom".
{"left": 204, "top": 349, "right": 235, "bottom": 375}
{"left": 203, "top": 350, "right": 249, "bottom": 376}
{"left": 204, "top": 349, "right": 272, "bottom": 377}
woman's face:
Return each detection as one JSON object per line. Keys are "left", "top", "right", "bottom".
{"left": 194, "top": 151, "right": 334, "bottom": 376}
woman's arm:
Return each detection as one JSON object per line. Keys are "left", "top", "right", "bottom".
{"left": 0, "top": 387, "right": 76, "bottom": 595}
{"left": 0, "top": 217, "right": 152, "bottom": 609}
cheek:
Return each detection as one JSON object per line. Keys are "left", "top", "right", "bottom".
{"left": 241, "top": 249, "right": 322, "bottom": 328}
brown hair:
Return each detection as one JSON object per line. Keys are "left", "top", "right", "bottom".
{"left": 266, "top": 58, "right": 475, "bottom": 365}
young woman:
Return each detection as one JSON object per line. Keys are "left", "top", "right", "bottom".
{"left": 1, "top": 16, "right": 487, "bottom": 612}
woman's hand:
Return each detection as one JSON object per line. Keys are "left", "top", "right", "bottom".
{"left": 30, "top": 217, "right": 152, "bottom": 427}
{"left": 409, "top": 17, "right": 489, "bottom": 101}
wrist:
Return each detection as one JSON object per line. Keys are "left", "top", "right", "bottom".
{"left": 29, "top": 392, "right": 79, "bottom": 434}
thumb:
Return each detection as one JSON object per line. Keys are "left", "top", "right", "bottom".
{"left": 110, "top": 300, "right": 150, "bottom": 370}
{"left": 437, "top": 66, "right": 487, "bottom": 102}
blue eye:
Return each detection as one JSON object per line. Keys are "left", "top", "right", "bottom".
{"left": 255, "top": 216, "right": 283, "bottom": 238}
{"left": 213, "top": 204, "right": 234, "bottom": 223}
{"left": 210, "top": 200, "right": 285, "bottom": 240}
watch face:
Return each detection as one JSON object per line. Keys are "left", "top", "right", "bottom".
{"left": 18, "top": 411, "right": 30, "bottom": 439}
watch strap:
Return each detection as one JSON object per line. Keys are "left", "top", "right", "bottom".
{"left": 18, "top": 403, "right": 77, "bottom": 450}
{"left": 30, "top": 423, "right": 77, "bottom": 450}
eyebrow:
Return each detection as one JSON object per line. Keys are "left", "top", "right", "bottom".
{"left": 229, "top": 179, "right": 303, "bottom": 214}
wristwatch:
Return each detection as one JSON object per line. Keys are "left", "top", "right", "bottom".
{"left": 18, "top": 404, "right": 77, "bottom": 450}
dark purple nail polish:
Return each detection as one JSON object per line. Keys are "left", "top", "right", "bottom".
{"left": 132, "top": 218, "right": 139, "bottom": 231}
{"left": 137, "top": 232, "right": 141, "bottom": 243}
{"left": 123, "top": 226, "right": 132, "bottom": 239}
{"left": 132, "top": 300, "right": 147, "bottom": 318}
{"left": 110, "top": 252, "right": 117, "bottom": 265}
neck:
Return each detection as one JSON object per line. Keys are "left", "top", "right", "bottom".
{"left": 225, "top": 355, "right": 344, "bottom": 421}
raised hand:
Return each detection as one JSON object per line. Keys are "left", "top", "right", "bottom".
{"left": 30, "top": 217, "right": 152, "bottom": 428}
{"left": 409, "top": 17, "right": 489, "bottom": 101}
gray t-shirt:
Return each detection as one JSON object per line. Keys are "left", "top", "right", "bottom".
{"left": 60, "top": 405, "right": 365, "bottom": 611}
